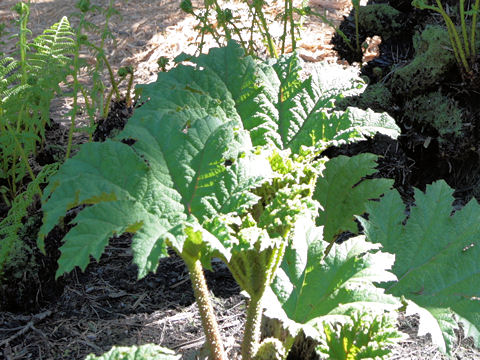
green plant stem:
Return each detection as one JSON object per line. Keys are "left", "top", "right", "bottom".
{"left": 4, "top": 121, "right": 39, "bottom": 194}
{"left": 212, "top": 0, "right": 231, "bottom": 41}
{"left": 433, "top": 0, "right": 471, "bottom": 72}
{"left": 228, "top": 21, "right": 249, "bottom": 53}
{"left": 255, "top": 7, "right": 277, "bottom": 58}
{"left": 249, "top": 0, "right": 277, "bottom": 58}
{"left": 248, "top": 7, "right": 258, "bottom": 55}
{"left": 103, "top": 87, "right": 115, "bottom": 118}
{"left": 471, "top": 0, "right": 480, "bottom": 58}
{"left": 241, "top": 294, "right": 263, "bottom": 360}
{"left": 460, "top": 0, "right": 471, "bottom": 58}
{"left": 231, "top": 242, "right": 287, "bottom": 360}
{"left": 18, "top": 4, "right": 29, "bottom": 88}
{"left": 103, "top": 56, "right": 120, "bottom": 101}
{"left": 89, "top": 43, "right": 120, "bottom": 104}
{"left": 185, "top": 258, "right": 226, "bottom": 360}
{"left": 66, "top": 30, "right": 82, "bottom": 159}
{"left": 125, "top": 72, "right": 134, "bottom": 108}
{"left": 16, "top": 4, "right": 30, "bottom": 133}
{"left": 353, "top": 2, "right": 360, "bottom": 52}
{"left": 289, "top": 0, "right": 296, "bottom": 52}
{"left": 308, "top": 9, "right": 355, "bottom": 51}
{"left": 198, "top": 1, "right": 211, "bottom": 54}
{"left": 281, "top": 0, "right": 288, "bottom": 53}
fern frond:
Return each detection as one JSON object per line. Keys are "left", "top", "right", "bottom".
{"left": 29, "top": 16, "right": 75, "bottom": 72}
{"left": 0, "top": 57, "right": 21, "bottom": 89}
{"left": 1, "top": 82, "right": 28, "bottom": 104}
{"left": 0, "top": 163, "right": 58, "bottom": 280}
{"left": 0, "top": 57, "right": 20, "bottom": 74}
{"left": 0, "top": 56, "right": 26, "bottom": 114}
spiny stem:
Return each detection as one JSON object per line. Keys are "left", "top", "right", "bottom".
{"left": 185, "top": 258, "right": 227, "bottom": 360}
{"left": 255, "top": 6, "right": 277, "bottom": 58}
{"left": 242, "top": 294, "right": 263, "bottom": 360}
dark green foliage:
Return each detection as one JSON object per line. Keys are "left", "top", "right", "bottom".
{"left": 0, "top": 164, "right": 58, "bottom": 281}
{"left": 360, "top": 181, "right": 480, "bottom": 353}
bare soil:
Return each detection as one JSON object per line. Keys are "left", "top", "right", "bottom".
{"left": 1, "top": 1, "right": 479, "bottom": 359}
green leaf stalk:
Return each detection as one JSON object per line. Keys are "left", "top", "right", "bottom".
{"left": 185, "top": 257, "right": 227, "bottom": 360}
{"left": 412, "top": 0, "right": 480, "bottom": 74}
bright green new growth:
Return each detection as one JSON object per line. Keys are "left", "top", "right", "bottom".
{"left": 40, "top": 41, "right": 401, "bottom": 360}
{"left": 360, "top": 180, "right": 480, "bottom": 354}
{"left": 317, "top": 311, "right": 404, "bottom": 359}
{"left": 84, "top": 344, "right": 181, "bottom": 360}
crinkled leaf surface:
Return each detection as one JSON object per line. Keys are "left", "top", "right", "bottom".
{"left": 317, "top": 311, "right": 404, "bottom": 360}
{"left": 179, "top": 41, "right": 399, "bottom": 152}
{"left": 359, "top": 180, "right": 480, "bottom": 354}
{"left": 265, "top": 217, "right": 399, "bottom": 339}
{"left": 84, "top": 344, "right": 180, "bottom": 360}
{"left": 39, "top": 61, "right": 271, "bottom": 278}
{"left": 39, "top": 41, "right": 400, "bottom": 280}
{"left": 188, "top": 43, "right": 281, "bottom": 147}
{"left": 270, "top": 58, "right": 399, "bottom": 153}
{"left": 314, "top": 153, "right": 393, "bottom": 242}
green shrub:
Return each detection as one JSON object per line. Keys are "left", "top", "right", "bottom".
{"left": 39, "top": 42, "right": 402, "bottom": 360}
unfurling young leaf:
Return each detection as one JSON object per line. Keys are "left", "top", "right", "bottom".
{"left": 317, "top": 311, "right": 404, "bottom": 360}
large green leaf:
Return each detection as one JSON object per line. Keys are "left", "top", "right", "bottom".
{"left": 265, "top": 217, "right": 399, "bottom": 341}
{"left": 359, "top": 180, "right": 480, "bottom": 354}
{"left": 40, "top": 116, "right": 270, "bottom": 278}
{"left": 271, "top": 60, "right": 399, "bottom": 153}
{"left": 314, "top": 154, "right": 393, "bottom": 243}
{"left": 185, "top": 43, "right": 281, "bottom": 147}
{"left": 39, "top": 41, "right": 400, "bottom": 280}
{"left": 182, "top": 41, "right": 400, "bottom": 152}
